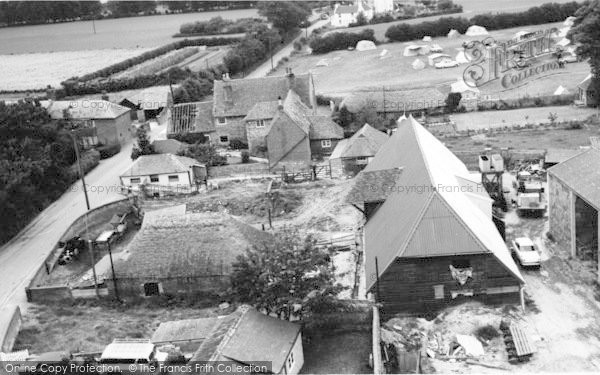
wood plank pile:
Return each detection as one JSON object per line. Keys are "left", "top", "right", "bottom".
{"left": 500, "top": 319, "right": 536, "bottom": 363}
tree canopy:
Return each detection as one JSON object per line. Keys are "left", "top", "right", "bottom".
{"left": 257, "top": 1, "right": 311, "bottom": 34}
{"left": 569, "top": 1, "right": 600, "bottom": 97}
{"left": 231, "top": 227, "right": 343, "bottom": 320}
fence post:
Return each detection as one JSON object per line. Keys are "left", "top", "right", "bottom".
{"left": 372, "top": 306, "right": 383, "bottom": 374}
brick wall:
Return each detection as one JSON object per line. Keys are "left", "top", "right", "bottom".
{"left": 548, "top": 174, "right": 572, "bottom": 249}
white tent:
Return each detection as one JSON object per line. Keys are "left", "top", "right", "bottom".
{"left": 379, "top": 49, "right": 388, "bottom": 58}
{"left": 422, "top": 36, "right": 432, "bottom": 42}
{"left": 417, "top": 44, "right": 431, "bottom": 55}
{"left": 557, "top": 38, "right": 570, "bottom": 47}
{"left": 316, "top": 59, "right": 329, "bottom": 67}
{"left": 428, "top": 53, "right": 451, "bottom": 66}
{"left": 447, "top": 29, "right": 461, "bottom": 38}
{"left": 403, "top": 45, "right": 421, "bottom": 56}
{"left": 554, "top": 85, "right": 569, "bottom": 95}
{"left": 455, "top": 50, "right": 470, "bottom": 64}
{"left": 430, "top": 44, "right": 443, "bottom": 53}
{"left": 465, "top": 25, "right": 489, "bottom": 36}
{"left": 356, "top": 40, "right": 377, "bottom": 51}
{"left": 564, "top": 16, "right": 576, "bottom": 27}
{"left": 412, "top": 59, "right": 426, "bottom": 70}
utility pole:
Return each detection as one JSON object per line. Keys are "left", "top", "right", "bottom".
{"left": 107, "top": 241, "right": 120, "bottom": 301}
{"left": 92, "top": 18, "right": 97, "bottom": 34}
{"left": 71, "top": 133, "right": 99, "bottom": 296}
{"left": 269, "top": 37, "right": 274, "bottom": 70}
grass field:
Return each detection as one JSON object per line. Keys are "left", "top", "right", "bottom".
{"left": 275, "top": 22, "right": 590, "bottom": 99}
{"left": 301, "top": 330, "right": 372, "bottom": 374}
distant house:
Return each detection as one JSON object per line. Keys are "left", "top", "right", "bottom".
{"left": 329, "top": 123, "right": 389, "bottom": 177}
{"left": 330, "top": 1, "right": 373, "bottom": 27}
{"left": 266, "top": 91, "right": 343, "bottom": 171}
{"left": 370, "top": 0, "right": 394, "bottom": 14}
{"left": 43, "top": 99, "right": 132, "bottom": 148}
{"left": 151, "top": 139, "right": 189, "bottom": 155}
{"left": 578, "top": 74, "right": 599, "bottom": 107}
{"left": 119, "top": 154, "right": 206, "bottom": 196}
{"left": 340, "top": 87, "right": 447, "bottom": 119}
{"left": 212, "top": 69, "right": 316, "bottom": 147}
{"left": 347, "top": 116, "right": 524, "bottom": 314}
{"left": 110, "top": 208, "right": 272, "bottom": 297}
{"left": 450, "top": 79, "right": 480, "bottom": 111}
{"left": 168, "top": 101, "right": 215, "bottom": 141}
{"left": 181, "top": 306, "right": 304, "bottom": 374}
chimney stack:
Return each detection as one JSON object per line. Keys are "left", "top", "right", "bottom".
{"left": 277, "top": 96, "right": 283, "bottom": 110}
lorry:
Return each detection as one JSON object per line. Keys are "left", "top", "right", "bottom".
{"left": 516, "top": 172, "right": 546, "bottom": 216}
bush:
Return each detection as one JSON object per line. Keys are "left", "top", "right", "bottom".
{"left": 68, "top": 149, "right": 100, "bottom": 181}
{"left": 386, "top": 2, "right": 581, "bottom": 42}
{"left": 96, "top": 143, "right": 121, "bottom": 159}
{"left": 310, "top": 29, "right": 377, "bottom": 54}
{"left": 178, "top": 17, "right": 264, "bottom": 36}
{"left": 241, "top": 150, "right": 250, "bottom": 163}
{"left": 475, "top": 325, "right": 500, "bottom": 342}
{"left": 229, "top": 139, "right": 248, "bottom": 150}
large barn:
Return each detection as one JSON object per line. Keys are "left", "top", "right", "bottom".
{"left": 349, "top": 116, "right": 524, "bottom": 314}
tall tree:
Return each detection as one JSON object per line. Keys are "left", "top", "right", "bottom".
{"left": 231, "top": 227, "right": 343, "bottom": 320}
{"left": 130, "top": 126, "right": 154, "bottom": 160}
{"left": 257, "top": 1, "right": 311, "bottom": 34}
{"left": 568, "top": 1, "right": 600, "bottom": 102}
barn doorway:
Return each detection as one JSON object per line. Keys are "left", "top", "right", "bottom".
{"left": 143, "top": 282, "right": 161, "bottom": 296}
{"left": 575, "top": 195, "right": 598, "bottom": 262}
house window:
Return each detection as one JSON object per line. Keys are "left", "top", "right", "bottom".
{"left": 434, "top": 285, "right": 444, "bottom": 299}
{"left": 168, "top": 175, "right": 179, "bottom": 182}
{"left": 150, "top": 175, "right": 159, "bottom": 183}
{"left": 143, "top": 282, "right": 160, "bottom": 296}
{"left": 220, "top": 135, "right": 229, "bottom": 143}
{"left": 356, "top": 156, "right": 368, "bottom": 165}
{"left": 130, "top": 178, "right": 141, "bottom": 184}
{"left": 217, "top": 117, "right": 227, "bottom": 125}
{"left": 287, "top": 351, "right": 294, "bottom": 369}
{"left": 321, "top": 139, "right": 332, "bottom": 148}
{"left": 256, "top": 119, "right": 266, "bottom": 128}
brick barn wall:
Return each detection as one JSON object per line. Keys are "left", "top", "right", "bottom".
{"left": 548, "top": 174, "right": 572, "bottom": 249}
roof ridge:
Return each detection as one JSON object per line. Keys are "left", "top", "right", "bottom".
{"left": 407, "top": 115, "right": 436, "bottom": 186}
{"left": 211, "top": 306, "right": 251, "bottom": 361}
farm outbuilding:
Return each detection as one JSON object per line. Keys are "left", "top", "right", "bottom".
{"left": 577, "top": 74, "right": 599, "bottom": 107}
{"left": 548, "top": 148, "right": 600, "bottom": 280}
{"left": 329, "top": 123, "right": 389, "bottom": 178}
{"left": 348, "top": 116, "right": 524, "bottom": 314}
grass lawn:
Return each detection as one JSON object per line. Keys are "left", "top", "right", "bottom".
{"left": 276, "top": 22, "right": 589, "bottom": 99}
{"left": 301, "top": 330, "right": 372, "bottom": 374}
{"left": 13, "top": 299, "right": 222, "bottom": 355}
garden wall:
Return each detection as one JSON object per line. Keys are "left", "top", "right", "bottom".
{"left": 0, "top": 305, "right": 22, "bottom": 353}
{"left": 207, "top": 163, "right": 274, "bottom": 178}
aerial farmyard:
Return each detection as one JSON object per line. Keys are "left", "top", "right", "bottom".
{"left": 1, "top": 0, "right": 600, "bottom": 374}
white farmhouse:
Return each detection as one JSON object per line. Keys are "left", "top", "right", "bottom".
{"left": 369, "top": 0, "right": 394, "bottom": 14}
{"left": 330, "top": 1, "right": 373, "bottom": 28}
{"left": 120, "top": 153, "right": 207, "bottom": 196}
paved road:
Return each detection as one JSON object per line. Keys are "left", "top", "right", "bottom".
{"left": 246, "top": 15, "right": 329, "bottom": 79}
{"left": 0, "top": 141, "right": 134, "bottom": 308}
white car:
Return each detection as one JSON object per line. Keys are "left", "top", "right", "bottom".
{"left": 435, "top": 59, "right": 459, "bottom": 69}
{"left": 512, "top": 237, "right": 541, "bottom": 267}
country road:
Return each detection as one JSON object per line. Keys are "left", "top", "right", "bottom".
{"left": 0, "top": 141, "right": 134, "bottom": 308}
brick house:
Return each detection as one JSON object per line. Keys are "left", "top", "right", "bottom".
{"left": 266, "top": 91, "right": 343, "bottom": 171}
{"left": 109, "top": 206, "right": 272, "bottom": 297}
{"left": 44, "top": 99, "right": 132, "bottom": 148}
{"left": 577, "top": 74, "right": 599, "bottom": 107}
{"left": 347, "top": 116, "right": 524, "bottom": 314}
{"left": 212, "top": 69, "right": 316, "bottom": 147}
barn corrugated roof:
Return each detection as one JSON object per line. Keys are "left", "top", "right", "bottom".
{"left": 548, "top": 148, "right": 600, "bottom": 210}
{"left": 363, "top": 116, "right": 523, "bottom": 292}
{"left": 169, "top": 101, "right": 215, "bottom": 135}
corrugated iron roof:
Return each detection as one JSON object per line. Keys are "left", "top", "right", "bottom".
{"left": 363, "top": 116, "right": 524, "bottom": 292}
{"left": 548, "top": 148, "right": 600, "bottom": 210}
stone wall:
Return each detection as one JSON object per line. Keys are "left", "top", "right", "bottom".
{"left": 246, "top": 121, "right": 272, "bottom": 154}
{"left": 215, "top": 116, "right": 247, "bottom": 145}
{"left": 548, "top": 174, "right": 572, "bottom": 248}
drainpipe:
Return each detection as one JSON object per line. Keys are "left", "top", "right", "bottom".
{"left": 520, "top": 285, "right": 525, "bottom": 312}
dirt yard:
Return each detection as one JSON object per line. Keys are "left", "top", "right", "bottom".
{"left": 276, "top": 22, "right": 589, "bottom": 98}
{"left": 13, "top": 299, "right": 227, "bottom": 355}
{"left": 301, "top": 330, "right": 372, "bottom": 374}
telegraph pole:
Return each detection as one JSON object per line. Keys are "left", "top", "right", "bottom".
{"left": 107, "top": 241, "right": 120, "bottom": 301}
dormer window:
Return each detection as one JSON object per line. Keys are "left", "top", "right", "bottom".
{"left": 217, "top": 117, "right": 227, "bottom": 125}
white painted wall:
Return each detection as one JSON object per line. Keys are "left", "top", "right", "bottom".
{"left": 121, "top": 171, "right": 191, "bottom": 188}
{"left": 281, "top": 332, "right": 304, "bottom": 375}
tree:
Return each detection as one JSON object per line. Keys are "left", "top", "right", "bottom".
{"left": 445, "top": 92, "right": 462, "bottom": 113}
{"left": 178, "top": 142, "right": 227, "bottom": 166}
{"left": 257, "top": 1, "right": 310, "bottom": 34}
{"left": 354, "top": 12, "right": 368, "bottom": 26}
{"left": 130, "top": 126, "right": 154, "bottom": 160}
{"left": 231, "top": 227, "right": 343, "bottom": 320}
{"left": 568, "top": 1, "right": 600, "bottom": 103}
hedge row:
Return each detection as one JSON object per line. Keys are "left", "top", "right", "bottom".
{"left": 309, "top": 29, "right": 377, "bottom": 54}
{"left": 385, "top": 2, "right": 582, "bottom": 42}
{"left": 67, "top": 149, "right": 100, "bottom": 180}
{"left": 97, "top": 143, "right": 121, "bottom": 159}
{"left": 65, "top": 37, "right": 241, "bottom": 84}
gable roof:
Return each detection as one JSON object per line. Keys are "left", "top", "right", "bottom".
{"left": 120, "top": 153, "right": 202, "bottom": 177}
{"left": 113, "top": 210, "right": 272, "bottom": 279}
{"left": 346, "top": 168, "right": 403, "bottom": 205}
{"left": 169, "top": 101, "right": 215, "bottom": 135}
{"left": 308, "top": 115, "right": 344, "bottom": 140}
{"left": 548, "top": 148, "right": 600, "bottom": 210}
{"left": 332, "top": 123, "right": 388, "bottom": 159}
{"left": 544, "top": 148, "right": 585, "bottom": 165}
{"left": 213, "top": 73, "right": 311, "bottom": 118}
{"left": 151, "top": 317, "right": 220, "bottom": 344}
{"left": 189, "top": 306, "right": 301, "bottom": 373}
{"left": 341, "top": 88, "right": 446, "bottom": 113}
{"left": 152, "top": 139, "right": 188, "bottom": 155}
{"left": 579, "top": 74, "right": 594, "bottom": 91}
{"left": 44, "top": 100, "right": 130, "bottom": 120}
{"left": 244, "top": 101, "right": 280, "bottom": 121}
{"left": 362, "top": 116, "right": 523, "bottom": 291}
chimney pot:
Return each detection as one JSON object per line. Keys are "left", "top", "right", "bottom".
{"left": 277, "top": 96, "right": 283, "bottom": 109}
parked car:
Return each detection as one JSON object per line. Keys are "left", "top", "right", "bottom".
{"left": 511, "top": 237, "right": 541, "bottom": 267}
{"left": 435, "top": 59, "right": 459, "bottom": 69}
{"left": 57, "top": 236, "right": 85, "bottom": 265}
{"left": 561, "top": 53, "right": 578, "bottom": 63}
